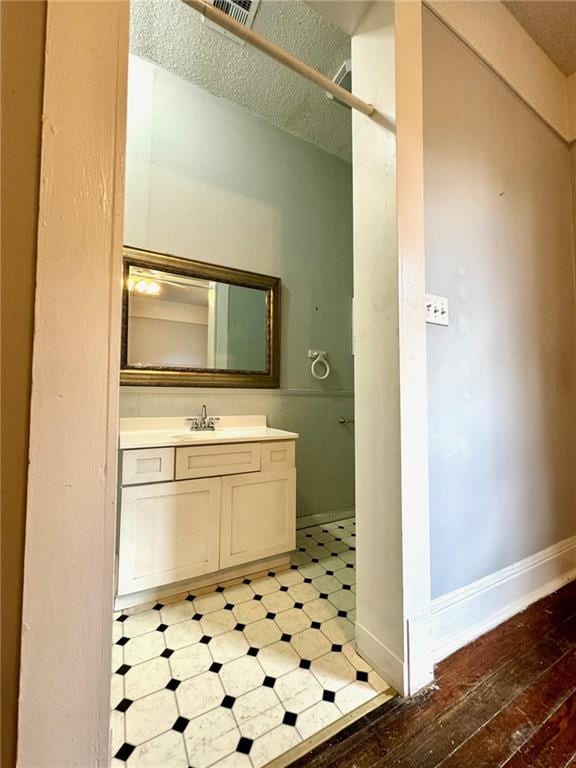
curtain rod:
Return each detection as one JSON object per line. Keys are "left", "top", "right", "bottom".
{"left": 181, "top": 0, "right": 375, "bottom": 117}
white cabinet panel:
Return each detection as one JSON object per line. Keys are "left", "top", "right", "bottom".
{"left": 122, "top": 447, "right": 175, "bottom": 485}
{"left": 117, "top": 478, "right": 221, "bottom": 596}
{"left": 220, "top": 470, "right": 296, "bottom": 568}
{"left": 175, "top": 443, "right": 260, "bottom": 480}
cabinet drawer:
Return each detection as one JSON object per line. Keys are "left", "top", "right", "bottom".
{"left": 261, "top": 441, "right": 295, "bottom": 472}
{"left": 175, "top": 443, "right": 260, "bottom": 480}
{"left": 122, "top": 447, "right": 175, "bottom": 486}
{"left": 117, "top": 478, "right": 221, "bottom": 595}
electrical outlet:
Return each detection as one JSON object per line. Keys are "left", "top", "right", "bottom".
{"left": 426, "top": 293, "right": 449, "bottom": 326}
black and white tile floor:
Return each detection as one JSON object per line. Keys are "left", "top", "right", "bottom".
{"left": 110, "top": 518, "right": 394, "bottom": 768}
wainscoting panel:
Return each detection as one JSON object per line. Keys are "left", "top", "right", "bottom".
{"left": 119, "top": 387, "right": 355, "bottom": 526}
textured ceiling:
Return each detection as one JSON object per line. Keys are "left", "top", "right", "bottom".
{"left": 503, "top": 1, "right": 576, "bottom": 76}
{"left": 129, "top": 0, "right": 352, "bottom": 161}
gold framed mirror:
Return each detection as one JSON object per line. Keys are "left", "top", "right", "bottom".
{"left": 120, "top": 247, "right": 280, "bottom": 387}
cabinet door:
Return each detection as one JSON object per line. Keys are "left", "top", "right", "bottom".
{"left": 118, "top": 478, "right": 221, "bottom": 596}
{"left": 220, "top": 469, "right": 296, "bottom": 568}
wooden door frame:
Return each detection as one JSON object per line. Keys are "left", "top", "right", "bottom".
{"left": 349, "top": 0, "right": 433, "bottom": 697}
{"left": 17, "top": 2, "right": 129, "bottom": 765}
{"left": 17, "top": 1, "right": 432, "bottom": 765}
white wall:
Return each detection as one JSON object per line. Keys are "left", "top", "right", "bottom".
{"left": 129, "top": 317, "right": 208, "bottom": 367}
{"left": 122, "top": 54, "right": 355, "bottom": 525}
{"left": 423, "top": 10, "right": 576, "bottom": 599}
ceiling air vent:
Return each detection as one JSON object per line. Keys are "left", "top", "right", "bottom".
{"left": 327, "top": 59, "right": 352, "bottom": 110}
{"left": 204, "top": 0, "right": 260, "bottom": 43}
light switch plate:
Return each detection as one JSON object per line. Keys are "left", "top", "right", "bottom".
{"left": 426, "top": 293, "right": 449, "bottom": 326}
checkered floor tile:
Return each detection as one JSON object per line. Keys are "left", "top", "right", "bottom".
{"left": 110, "top": 518, "right": 394, "bottom": 767}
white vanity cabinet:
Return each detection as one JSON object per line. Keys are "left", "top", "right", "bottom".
{"left": 116, "top": 420, "right": 298, "bottom": 606}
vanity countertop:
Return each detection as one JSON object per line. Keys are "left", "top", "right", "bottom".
{"left": 119, "top": 415, "right": 299, "bottom": 450}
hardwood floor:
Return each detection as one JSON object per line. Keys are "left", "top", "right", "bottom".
{"left": 290, "top": 580, "right": 576, "bottom": 768}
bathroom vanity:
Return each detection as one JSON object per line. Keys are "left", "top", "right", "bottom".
{"left": 116, "top": 416, "right": 298, "bottom": 609}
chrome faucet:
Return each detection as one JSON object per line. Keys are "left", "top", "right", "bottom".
{"left": 186, "top": 404, "right": 220, "bottom": 431}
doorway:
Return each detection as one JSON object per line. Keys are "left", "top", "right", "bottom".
{"left": 17, "top": 2, "right": 432, "bottom": 766}
{"left": 111, "top": 4, "right": 393, "bottom": 762}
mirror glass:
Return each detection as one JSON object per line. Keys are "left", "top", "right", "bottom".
{"left": 127, "top": 266, "right": 268, "bottom": 372}
{"left": 121, "top": 248, "right": 280, "bottom": 387}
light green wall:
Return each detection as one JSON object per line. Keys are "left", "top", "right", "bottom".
{"left": 226, "top": 285, "right": 267, "bottom": 372}
{"left": 122, "top": 54, "right": 355, "bottom": 524}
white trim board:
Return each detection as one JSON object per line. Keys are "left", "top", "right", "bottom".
{"left": 431, "top": 534, "right": 576, "bottom": 663}
{"left": 355, "top": 622, "right": 406, "bottom": 697}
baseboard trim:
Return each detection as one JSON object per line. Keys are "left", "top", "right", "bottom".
{"left": 297, "top": 509, "right": 355, "bottom": 529}
{"left": 355, "top": 622, "right": 406, "bottom": 696}
{"left": 431, "top": 534, "right": 576, "bottom": 663}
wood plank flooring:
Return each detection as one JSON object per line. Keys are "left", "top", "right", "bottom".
{"left": 290, "top": 580, "right": 576, "bottom": 768}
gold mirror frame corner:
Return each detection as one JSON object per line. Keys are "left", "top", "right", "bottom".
{"left": 120, "top": 246, "right": 281, "bottom": 388}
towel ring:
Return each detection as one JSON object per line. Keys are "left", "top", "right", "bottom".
{"left": 310, "top": 352, "right": 330, "bottom": 380}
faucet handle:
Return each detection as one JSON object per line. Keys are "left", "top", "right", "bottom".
{"left": 207, "top": 416, "right": 220, "bottom": 430}
{"left": 186, "top": 416, "right": 200, "bottom": 430}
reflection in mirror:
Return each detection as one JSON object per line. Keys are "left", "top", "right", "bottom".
{"left": 127, "top": 266, "right": 267, "bottom": 372}
{"left": 120, "top": 248, "right": 280, "bottom": 387}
